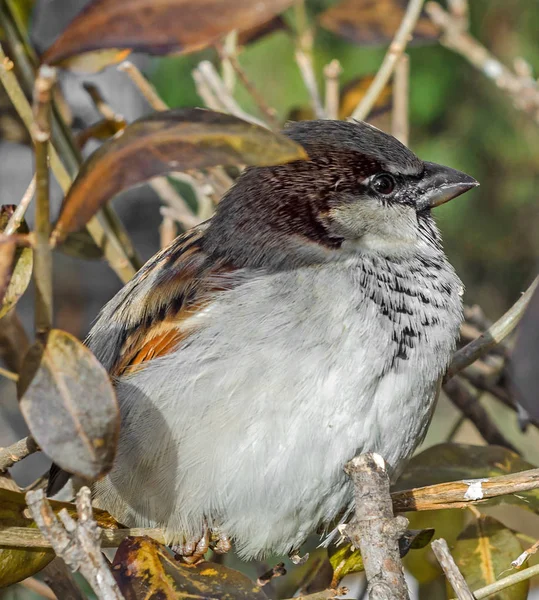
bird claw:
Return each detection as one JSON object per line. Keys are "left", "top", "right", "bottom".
{"left": 214, "top": 532, "right": 232, "bottom": 554}
{"left": 172, "top": 523, "right": 210, "bottom": 564}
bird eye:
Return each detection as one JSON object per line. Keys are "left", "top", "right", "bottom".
{"left": 371, "top": 173, "right": 396, "bottom": 195}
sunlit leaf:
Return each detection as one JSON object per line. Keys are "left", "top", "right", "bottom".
{"left": 42, "top": 0, "right": 296, "bottom": 68}
{"left": 319, "top": 0, "right": 439, "bottom": 46}
{"left": 52, "top": 108, "right": 308, "bottom": 242}
{"left": 511, "top": 285, "right": 539, "bottom": 424}
{"left": 18, "top": 329, "right": 119, "bottom": 480}
{"left": 56, "top": 49, "right": 132, "bottom": 74}
{"left": 395, "top": 443, "right": 539, "bottom": 514}
{"left": 452, "top": 515, "right": 528, "bottom": 600}
{"left": 0, "top": 485, "right": 119, "bottom": 587}
{"left": 112, "top": 536, "right": 267, "bottom": 599}
{"left": 0, "top": 205, "right": 33, "bottom": 319}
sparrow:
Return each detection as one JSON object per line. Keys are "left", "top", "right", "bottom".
{"left": 48, "top": 119, "right": 477, "bottom": 561}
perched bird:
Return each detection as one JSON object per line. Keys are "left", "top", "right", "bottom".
{"left": 49, "top": 119, "right": 477, "bottom": 560}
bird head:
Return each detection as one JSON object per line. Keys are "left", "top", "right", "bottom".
{"left": 204, "top": 119, "right": 478, "bottom": 269}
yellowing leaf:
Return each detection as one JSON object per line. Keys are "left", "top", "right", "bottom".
{"left": 18, "top": 329, "right": 119, "bottom": 480}
{"left": 42, "top": 0, "right": 295, "bottom": 68}
{"left": 52, "top": 108, "right": 308, "bottom": 242}
{"left": 319, "top": 0, "right": 439, "bottom": 46}
{"left": 452, "top": 515, "right": 528, "bottom": 600}
{"left": 112, "top": 536, "right": 267, "bottom": 599}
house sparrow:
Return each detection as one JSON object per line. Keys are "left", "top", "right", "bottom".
{"left": 49, "top": 119, "right": 477, "bottom": 560}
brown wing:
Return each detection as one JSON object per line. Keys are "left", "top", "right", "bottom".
{"left": 87, "top": 224, "right": 236, "bottom": 378}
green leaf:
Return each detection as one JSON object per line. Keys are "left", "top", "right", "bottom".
{"left": 112, "top": 536, "right": 267, "bottom": 599}
{"left": 452, "top": 515, "right": 528, "bottom": 600}
{"left": 52, "top": 108, "right": 308, "bottom": 242}
{"left": 18, "top": 329, "right": 119, "bottom": 480}
{"left": 0, "top": 205, "right": 33, "bottom": 319}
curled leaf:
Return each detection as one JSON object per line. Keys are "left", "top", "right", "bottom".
{"left": 0, "top": 205, "right": 33, "bottom": 319}
{"left": 319, "top": 0, "right": 439, "bottom": 46}
{"left": 18, "top": 329, "right": 119, "bottom": 480}
{"left": 42, "top": 0, "right": 295, "bottom": 68}
{"left": 113, "top": 536, "right": 267, "bottom": 599}
{"left": 52, "top": 108, "right": 308, "bottom": 242}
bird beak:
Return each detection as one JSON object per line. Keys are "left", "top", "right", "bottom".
{"left": 416, "top": 161, "right": 479, "bottom": 211}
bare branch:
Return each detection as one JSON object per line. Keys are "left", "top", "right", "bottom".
{"left": 451, "top": 563, "right": 539, "bottom": 600}
{"left": 350, "top": 0, "right": 425, "bottom": 121}
{"left": 447, "top": 276, "right": 538, "bottom": 379}
{"left": 426, "top": 2, "right": 539, "bottom": 123}
{"left": 431, "top": 538, "right": 474, "bottom": 600}
{"left": 216, "top": 43, "right": 281, "bottom": 131}
{"left": 392, "top": 54, "right": 410, "bottom": 145}
{"left": 323, "top": 59, "right": 342, "bottom": 120}
{"left": 4, "top": 177, "right": 36, "bottom": 236}
{"left": 118, "top": 61, "right": 168, "bottom": 111}
{"left": 0, "top": 435, "right": 39, "bottom": 472}
{"left": 392, "top": 467, "right": 539, "bottom": 512}
{"left": 26, "top": 487, "right": 124, "bottom": 600}
{"left": 295, "top": 49, "right": 326, "bottom": 119}
{"left": 344, "top": 453, "right": 410, "bottom": 600}
{"left": 443, "top": 377, "right": 519, "bottom": 452}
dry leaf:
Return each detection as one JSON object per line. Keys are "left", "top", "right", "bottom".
{"left": 319, "top": 0, "right": 439, "bottom": 46}
{"left": 52, "top": 108, "right": 308, "bottom": 242}
{"left": 18, "top": 329, "right": 119, "bottom": 480}
{"left": 42, "top": 0, "right": 295, "bottom": 68}
{"left": 113, "top": 536, "right": 267, "bottom": 599}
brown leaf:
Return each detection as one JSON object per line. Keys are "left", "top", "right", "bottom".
{"left": 0, "top": 484, "right": 119, "bottom": 588}
{"left": 319, "top": 0, "right": 439, "bottom": 46}
{"left": 42, "top": 0, "right": 295, "bottom": 68}
{"left": 52, "top": 108, "right": 308, "bottom": 242}
{"left": 339, "top": 75, "right": 393, "bottom": 119}
{"left": 18, "top": 329, "right": 119, "bottom": 480}
{"left": 113, "top": 536, "right": 267, "bottom": 600}
{"left": 452, "top": 515, "right": 528, "bottom": 600}
{"left": 0, "top": 206, "right": 33, "bottom": 319}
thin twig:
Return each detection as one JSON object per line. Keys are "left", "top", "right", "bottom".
{"left": 20, "top": 577, "right": 57, "bottom": 600}
{"left": 350, "top": 0, "right": 425, "bottom": 121}
{"left": 450, "top": 563, "right": 539, "bottom": 600}
{"left": 216, "top": 43, "right": 280, "bottom": 131}
{"left": 344, "top": 453, "right": 410, "bottom": 600}
{"left": 324, "top": 59, "right": 342, "bottom": 120}
{"left": 295, "top": 50, "right": 326, "bottom": 119}
{"left": 443, "top": 377, "right": 519, "bottom": 452}
{"left": 221, "top": 30, "right": 237, "bottom": 93}
{"left": 118, "top": 60, "right": 168, "bottom": 111}
{"left": 159, "top": 213, "right": 176, "bottom": 249}
{"left": 426, "top": 2, "right": 539, "bottom": 123}
{"left": 0, "top": 525, "right": 165, "bottom": 549}
{"left": 0, "top": 365, "right": 18, "bottom": 381}
{"left": 431, "top": 538, "right": 474, "bottom": 600}
{"left": 26, "top": 488, "right": 124, "bottom": 600}
{"left": 0, "top": 435, "right": 39, "bottom": 471}
{"left": 392, "top": 54, "right": 410, "bottom": 145}
{"left": 4, "top": 177, "right": 35, "bottom": 236}
{"left": 194, "top": 61, "right": 268, "bottom": 128}
{"left": 32, "top": 65, "right": 56, "bottom": 342}
{"left": 511, "top": 538, "right": 539, "bottom": 568}
{"left": 447, "top": 276, "right": 538, "bottom": 379}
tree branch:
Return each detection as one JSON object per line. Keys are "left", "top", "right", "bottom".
{"left": 447, "top": 276, "right": 538, "bottom": 379}
{"left": 344, "top": 453, "right": 410, "bottom": 600}
{"left": 431, "top": 538, "right": 474, "bottom": 600}
{"left": 350, "top": 0, "right": 425, "bottom": 121}
{"left": 0, "top": 435, "right": 39, "bottom": 472}
{"left": 26, "top": 487, "right": 124, "bottom": 600}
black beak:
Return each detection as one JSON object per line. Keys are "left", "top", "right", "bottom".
{"left": 416, "top": 161, "right": 479, "bottom": 211}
